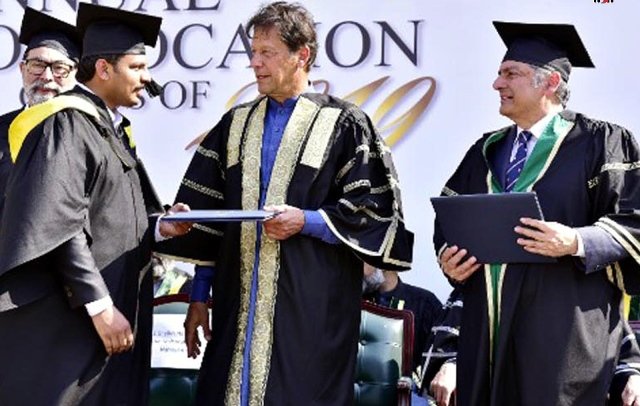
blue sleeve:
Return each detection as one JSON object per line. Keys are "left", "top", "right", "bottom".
{"left": 191, "top": 265, "right": 215, "bottom": 302}
{"left": 578, "top": 226, "right": 629, "bottom": 273}
{"left": 300, "top": 210, "right": 339, "bottom": 244}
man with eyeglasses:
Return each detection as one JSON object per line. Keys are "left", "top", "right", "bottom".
{"left": 0, "top": 7, "right": 79, "bottom": 202}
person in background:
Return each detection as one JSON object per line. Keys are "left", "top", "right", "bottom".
{"left": 362, "top": 263, "right": 442, "bottom": 374}
{"left": 0, "top": 8, "right": 79, "bottom": 201}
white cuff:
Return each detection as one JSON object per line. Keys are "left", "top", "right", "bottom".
{"left": 155, "top": 215, "right": 170, "bottom": 242}
{"left": 574, "top": 230, "right": 585, "bottom": 258}
{"left": 85, "top": 296, "right": 113, "bottom": 316}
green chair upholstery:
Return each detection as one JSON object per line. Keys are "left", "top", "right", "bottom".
{"left": 354, "top": 301, "right": 415, "bottom": 406}
{"left": 149, "top": 293, "right": 199, "bottom": 406}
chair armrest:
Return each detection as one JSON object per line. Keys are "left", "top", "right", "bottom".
{"left": 397, "top": 376, "right": 412, "bottom": 406}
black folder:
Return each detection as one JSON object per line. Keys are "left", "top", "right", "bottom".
{"left": 430, "top": 192, "right": 555, "bottom": 264}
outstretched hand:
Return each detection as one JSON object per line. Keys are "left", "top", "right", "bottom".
{"left": 159, "top": 203, "right": 193, "bottom": 238}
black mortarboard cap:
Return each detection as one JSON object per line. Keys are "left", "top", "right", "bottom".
{"left": 493, "top": 21, "right": 595, "bottom": 82}
{"left": 76, "top": 3, "right": 162, "bottom": 58}
{"left": 19, "top": 7, "right": 81, "bottom": 62}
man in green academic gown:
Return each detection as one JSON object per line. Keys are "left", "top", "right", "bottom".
{"left": 435, "top": 22, "right": 640, "bottom": 405}
{"left": 156, "top": 2, "right": 414, "bottom": 405}
{"left": 0, "top": 8, "right": 79, "bottom": 203}
{"left": 0, "top": 4, "right": 190, "bottom": 405}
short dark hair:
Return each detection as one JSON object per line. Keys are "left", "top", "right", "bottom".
{"left": 75, "top": 54, "right": 122, "bottom": 83}
{"left": 247, "top": 1, "right": 318, "bottom": 72}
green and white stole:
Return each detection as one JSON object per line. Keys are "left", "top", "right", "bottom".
{"left": 481, "top": 113, "right": 574, "bottom": 368}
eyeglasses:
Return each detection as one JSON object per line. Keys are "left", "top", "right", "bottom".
{"left": 23, "top": 58, "right": 75, "bottom": 78}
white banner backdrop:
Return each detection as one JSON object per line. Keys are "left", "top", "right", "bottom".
{"left": 1, "top": 0, "right": 638, "bottom": 300}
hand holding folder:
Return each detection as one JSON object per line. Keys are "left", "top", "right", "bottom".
{"left": 431, "top": 192, "right": 554, "bottom": 264}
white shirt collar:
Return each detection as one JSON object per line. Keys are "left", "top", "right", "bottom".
{"left": 517, "top": 108, "right": 561, "bottom": 140}
{"left": 77, "top": 83, "right": 122, "bottom": 128}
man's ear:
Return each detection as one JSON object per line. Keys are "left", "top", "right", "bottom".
{"left": 95, "top": 59, "right": 110, "bottom": 80}
{"left": 297, "top": 46, "right": 310, "bottom": 68}
{"left": 546, "top": 71, "right": 561, "bottom": 94}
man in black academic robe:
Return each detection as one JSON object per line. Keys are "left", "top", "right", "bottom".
{"left": 0, "top": 5, "right": 189, "bottom": 405}
{"left": 435, "top": 22, "right": 640, "bottom": 405}
{"left": 156, "top": 3, "right": 413, "bottom": 405}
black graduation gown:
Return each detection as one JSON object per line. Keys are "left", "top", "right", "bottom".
{"left": 0, "top": 87, "right": 162, "bottom": 405}
{"left": 434, "top": 110, "right": 640, "bottom": 406}
{"left": 157, "top": 93, "right": 414, "bottom": 405}
{"left": 0, "top": 108, "right": 20, "bottom": 202}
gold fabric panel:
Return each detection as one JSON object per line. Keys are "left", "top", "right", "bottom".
{"left": 300, "top": 107, "right": 342, "bottom": 169}
{"left": 225, "top": 98, "right": 266, "bottom": 405}
{"left": 250, "top": 97, "right": 320, "bottom": 404}
{"left": 225, "top": 96, "right": 322, "bottom": 405}
{"left": 227, "top": 105, "right": 253, "bottom": 168}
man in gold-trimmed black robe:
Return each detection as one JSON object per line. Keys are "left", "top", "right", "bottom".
{"left": 156, "top": 3, "right": 413, "bottom": 405}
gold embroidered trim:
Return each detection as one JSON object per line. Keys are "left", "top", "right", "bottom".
{"left": 614, "top": 262, "right": 626, "bottom": 292}
{"left": 606, "top": 265, "right": 615, "bottom": 285}
{"left": 484, "top": 265, "right": 494, "bottom": 367}
{"left": 225, "top": 98, "right": 266, "bottom": 405}
{"left": 371, "top": 184, "right": 392, "bottom": 194}
{"left": 300, "top": 106, "right": 342, "bottom": 169}
{"left": 227, "top": 106, "right": 252, "bottom": 168}
{"left": 197, "top": 145, "right": 220, "bottom": 161}
{"left": 225, "top": 97, "right": 322, "bottom": 405}
{"left": 441, "top": 186, "right": 458, "bottom": 196}
{"left": 193, "top": 223, "right": 223, "bottom": 236}
{"left": 380, "top": 217, "right": 411, "bottom": 268}
{"left": 181, "top": 178, "right": 224, "bottom": 200}
{"left": 595, "top": 219, "right": 640, "bottom": 265}
{"left": 249, "top": 96, "right": 320, "bottom": 405}
{"left": 335, "top": 158, "right": 356, "bottom": 184}
{"left": 343, "top": 179, "right": 371, "bottom": 194}
{"left": 588, "top": 162, "right": 640, "bottom": 190}
{"left": 601, "top": 162, "right": 640, "bottom": 172}
{"left": 338, "top": 198, "right": 394, "bottom": 222}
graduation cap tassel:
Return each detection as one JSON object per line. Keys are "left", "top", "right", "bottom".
{"left": 145, "top": 79, "right": 163, "bottom": 98}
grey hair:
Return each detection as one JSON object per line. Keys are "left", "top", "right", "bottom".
{"left": 530, "top": 64, "right": 570, "bottom": 107}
